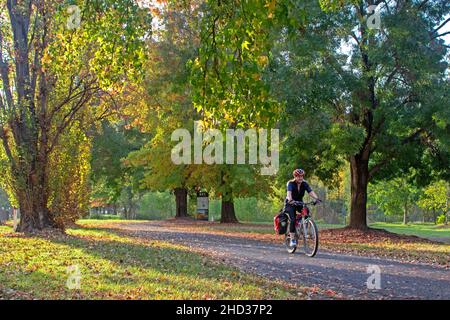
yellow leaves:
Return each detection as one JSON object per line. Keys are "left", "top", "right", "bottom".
{"left": 224, "top": 112, "right": 234, "bottom": 123}
{"left": 41, "top": 51, "right": 52, "bottom": 71}
{"left": 257, "top": 55, "right": 269, "bottom": 67}
{"left": 241, "top": 40, "right": 250, "bottom": 51}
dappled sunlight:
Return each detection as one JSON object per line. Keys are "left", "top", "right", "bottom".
{"left": 92, "top": 220, "right": 449, "bottom": 267}
{"left": 0, "top": 224, "right": 302, "bottom": 299}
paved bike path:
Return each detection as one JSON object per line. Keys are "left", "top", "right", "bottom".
{"left": 113, "top": 222, "right": 450, "bottom": 300}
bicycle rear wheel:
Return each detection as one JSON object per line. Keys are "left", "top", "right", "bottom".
{"left": 300, "top": 218, "right": 319, "bottom": 257}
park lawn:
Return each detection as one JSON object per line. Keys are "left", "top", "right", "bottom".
{"left": 369, "top": 222, "right": 450, "bottom": 240}
{"left": 0, "top": 224, "right": 311, "bottom": 300}
{"left": 317, "top": 228, "right": 449, "bottom": 266}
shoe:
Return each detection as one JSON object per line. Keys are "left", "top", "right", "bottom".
{"left": 289, "top": 238, "right": 297, "bottom": 247}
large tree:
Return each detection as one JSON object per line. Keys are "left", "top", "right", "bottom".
{"left": 0, "top": 0, "right": 151, "bottom": 232}
{"left": 193, "top": 0, "right": 449, "bottom": 230}
{"left": 275, "top": 0, "right": 449, "bottom": 229}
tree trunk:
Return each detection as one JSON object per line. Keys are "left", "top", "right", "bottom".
{"left": 348, "top": 154, "right": 369, "bottom": 230}
{"left": 16, "top": 191, "right": 54, "bottom": 232}
{"left": 218, "top": 168, "right": 238, "bottom": 223}
{"left": 174, "top": 187, "right": 188, "bottom": 218}
{"left": 403, "top": 203, "right": 408, "bottom": 225}
{"left": 221, "top": 200, "right": 237, "bottom": 223}
{"left": 15, "top": 156, "right": 55, "bottom": 232}
{"left": 220, "top": 187, "right": 238, "bottom": 223}
{"left": 127, "top": 188, "right": 134, "bottom": 220}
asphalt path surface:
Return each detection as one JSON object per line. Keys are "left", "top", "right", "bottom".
{"left": 113, "top": 222, "right": 450, "bottom": 300}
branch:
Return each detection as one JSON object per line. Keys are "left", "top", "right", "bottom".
{"left": 27, "top": 4, "right": 39, "bottom": 51}
{"left": 369, "top": 128, "right": 425, "bottom": 179}
{"left": 49, "top": 76, "right": 94, "bottom": 121}
{"left": 385, "top": 67, "right": 399, "bottom": 86}
{"left": 368, "top": 115, "right": 385, "bottom": 152}
{"left": 433, "top": 18, "right": 450, "bottom": 34}
{"left": 48, "top": 86, "right": 100, "bottom": 153}
{"left": 350, "top": 32, "right": 360, "bottom": 46}
{"left": 431, "top": 31, "right": 450, "bottom": 40}
{"left": 418, "top": 0, "right": 430, "bottom": 10}
{"left": 381, "top": 0, "right": 392, "bottom": 15}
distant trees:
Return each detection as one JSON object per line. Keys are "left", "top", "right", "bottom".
{"left": 418, "top": 180, "right": 449, "bottom": 224}
{"left": 90, "top": 121, "right": 147, "bottom": 219}
{"left": 369, "top": 176, "right": 419, "bottom": 224}
{"left": 124, "top": 1, "right": 203, "bottom": 219}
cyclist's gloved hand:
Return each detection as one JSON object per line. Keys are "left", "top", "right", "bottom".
{"left": 314, "top": 199, "right": 322, "bottom": 205}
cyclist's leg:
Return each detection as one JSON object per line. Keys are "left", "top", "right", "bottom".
{"left": 285, "top": 204, "right": 297, "bottom": 246}
{"left": 285, "top": 205, "right": 296, "bottom": 233}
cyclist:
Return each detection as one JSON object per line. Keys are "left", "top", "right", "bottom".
{"left": 285, "top": 168, "right": 321, "bottom": 246}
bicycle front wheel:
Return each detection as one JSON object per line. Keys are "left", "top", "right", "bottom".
{"left": 284, "top": 233, "right": 297, "bottom": 254}
{"left": 300, "top": 218, "right": 319, "bottom": 257}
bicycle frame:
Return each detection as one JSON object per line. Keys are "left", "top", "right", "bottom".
{"left": 284, "top": 200, "right": 319, "bottom": 256}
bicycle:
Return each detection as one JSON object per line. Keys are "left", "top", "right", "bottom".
{"left": 283, "top": 200, "right": 319, "bottom": 257}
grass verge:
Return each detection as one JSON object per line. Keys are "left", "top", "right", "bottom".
{"left": 369, "top": 222, "right": 450, "bottom": 240}
{"left": 0, "top": 224, "right": 313, "bottom": 300}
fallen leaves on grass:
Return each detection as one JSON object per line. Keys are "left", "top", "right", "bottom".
{"left": 0, "top": 224, "right": 317, "bottom": 300}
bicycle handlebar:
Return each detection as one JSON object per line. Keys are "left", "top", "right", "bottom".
{"left": 289, "top": 200, "right": 321, "bottom": 206}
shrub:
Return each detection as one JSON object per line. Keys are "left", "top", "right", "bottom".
{"left": 436, "top": 214, "right": 446, "bottom": 225}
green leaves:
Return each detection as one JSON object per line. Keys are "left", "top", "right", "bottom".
{"left": 51, "top": 0, "right": 152, "bottom": 89}
{"left": 329, "top": 123, "right": 366, "bottom": 156}
{"left": 368, "top": 176, "right": 418, "bottom": 217}
{"left": 418, "top": 180, "right": 449, "bottom": 214}
{"left": 189, "top": 0, "right": 282, "bottom": 129}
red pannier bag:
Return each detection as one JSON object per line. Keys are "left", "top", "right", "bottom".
{"left": 273, "top": 211, "right": 288, "bottom": 235}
